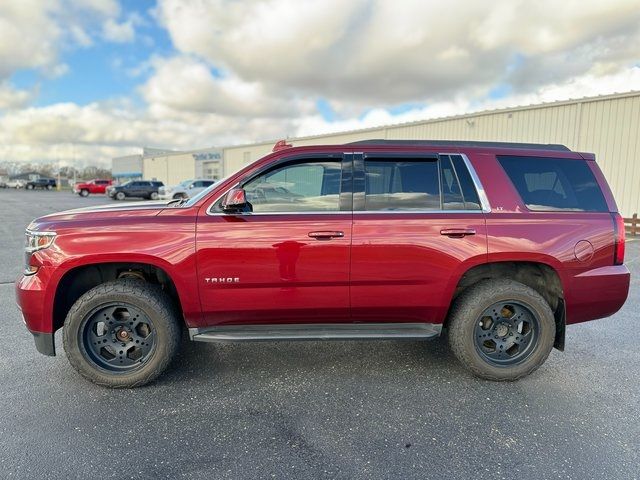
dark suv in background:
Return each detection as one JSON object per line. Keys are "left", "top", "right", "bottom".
{"left": 108, "top": 180, "right": 164, "bottom": 200}
{"left": 25, "top": 178, "right": 57, "bottom": 190}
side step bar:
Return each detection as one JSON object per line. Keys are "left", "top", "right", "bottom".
{"left": 189, "top": 323, "right": 442, "bottom": 343}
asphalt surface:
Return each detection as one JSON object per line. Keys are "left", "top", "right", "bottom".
{"left": 0, "top": 190, "right": 638, "bottom": 479}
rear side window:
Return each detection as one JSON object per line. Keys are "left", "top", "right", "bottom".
{"left": 364, "top": 159, "right": 440, "bottom": 210}
{"left": 498, "top": 156, "right": 607, "bottom": 212}
{"left": 440, "top": 155, "right": 482, "bottom": 210}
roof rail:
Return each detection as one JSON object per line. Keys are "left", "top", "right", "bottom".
{"left": 347, "top": 139, "right": 571, "bottom": 151}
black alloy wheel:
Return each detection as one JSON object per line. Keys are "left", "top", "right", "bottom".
{"left": 474, "top": 301, "right": 540, "bottom": 366}
{"left": 80, "top": 303, "right": 157, "bottom": 373}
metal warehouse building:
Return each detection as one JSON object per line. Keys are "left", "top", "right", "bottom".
{"left": 222, "top": 91, "right": 640, "bottom": 216}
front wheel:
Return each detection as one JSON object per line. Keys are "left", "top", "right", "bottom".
{"left": 26, "top": 184, "right": 33, "bottom": 190}
{"left": 115, "top": 191, "right": 126, "bottom": 200}
{"left": 46, "top": 184, "right": 53, "bottom": 190}
{"left": 62, "top": 280, "right": 181, "bottom": 388}
{"left": 447, "top": 279, "right": 555, "bottom": 381}
{"left": 80, "top": 189, "right": 89, "bottom": 197}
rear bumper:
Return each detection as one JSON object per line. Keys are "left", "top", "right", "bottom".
{"left": 567, "top": 265, "right": 630, "bottom": 324}
{"left": 15, "top": 267, "right": 57, "bottom": 355}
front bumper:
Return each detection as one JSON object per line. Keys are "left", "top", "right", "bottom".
{"left": 15, "top": 267, "right": 56, "bottom": 356}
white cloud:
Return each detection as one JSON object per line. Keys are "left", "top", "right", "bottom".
{"left": 155, "top": 0, "right": 640, "bottom": 106}
{"left": 141, "top": 55, "right": 313, "bottom": 118}
{"left": 102, "top": 12, "right": 144, "bottom": 43}
{"left": 0, "top": 82, "right": 35, "bottom": 110}
{"left": 0, "top": 0, "right": 121, "bottom": 78}
{"left": 1, "top": 0, "right": 640, "bottom": 167}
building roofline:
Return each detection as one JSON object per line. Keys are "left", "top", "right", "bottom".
{"left": 221, "top": 90, "right": 640, "bottom": 150}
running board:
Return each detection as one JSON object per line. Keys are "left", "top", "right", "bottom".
{"left": 189, "top": 323, "right": 442, "bottom": 343}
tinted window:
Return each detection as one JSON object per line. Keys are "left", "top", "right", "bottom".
{"left": 450, "top": 155, "right": 481, "bottom": 210}
{"left": 364, "top": 159, "right": 439, "bottom": 211}
{"left": 202, "top": 181, "right": 214, "bottom": 187}
{"left": 498, "top": 156, "right": 607, "bottom": 212}
{"left": 440, "top": 155, "right": 464, "bottom": 210}
{"left": 243, "top": 160, "right": 341, "bottom": 212}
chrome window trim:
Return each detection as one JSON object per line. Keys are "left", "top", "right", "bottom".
{"left": 457, "top": 153, "right": 491, "bottom": 213}
{"left": 206, "top": 151, "right": 491, "bottom": 216}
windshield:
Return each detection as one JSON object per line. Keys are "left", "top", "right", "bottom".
{"left": 179, "top": 180, "right": 193, "bottom": 187}
{"left": 183, "top": 172, "right": 233, "bottom": 207}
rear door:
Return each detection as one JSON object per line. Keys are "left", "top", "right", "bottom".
{"left": 350, "top": 152, "right": 489, "bottom": 324}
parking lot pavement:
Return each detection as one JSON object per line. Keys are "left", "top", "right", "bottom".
{"left": 1, "top": 191, "right": 639, "bottom": 479}
{"left": 0, "top": 189, "right": 112, "bottom": 282}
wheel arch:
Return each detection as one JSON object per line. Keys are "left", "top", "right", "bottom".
{"left": 51, "top": 259, "right": 188, "bottom": 334}
{"left": 447, "top": 260, "right": 566, "bottom": 350}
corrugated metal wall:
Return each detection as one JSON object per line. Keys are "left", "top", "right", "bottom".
{"left": 222, "top": 91, "right": 640, "bottom": 215}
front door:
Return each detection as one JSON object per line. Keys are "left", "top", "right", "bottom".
{"left": 350, "top": 152, "right": 488, "bottom": 324}
{"left": 196, "top": 154, "right": 352, "bottom": 326}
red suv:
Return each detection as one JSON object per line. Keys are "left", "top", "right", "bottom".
{"left": 73, "top": 179, "right": 113, "bottom": 197}
{"left": 15, "top": 140, "right": 630, "bottom": 388}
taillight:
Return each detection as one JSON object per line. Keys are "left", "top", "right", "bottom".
{"left": 612, "top": 213, "right": 625, "bottom": 265}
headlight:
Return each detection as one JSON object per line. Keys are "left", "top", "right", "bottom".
{"left": 24, "top": 229, "right": 56, "bottom": 275}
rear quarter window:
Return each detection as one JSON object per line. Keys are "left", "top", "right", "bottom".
{"left": 497, "top": 156, "right": 608, "bottom": 212}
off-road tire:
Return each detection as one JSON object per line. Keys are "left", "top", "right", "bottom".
{"left": 448, "top": 279, "right": 555, "bottom": 381}
{"left": 63, "top": 280, "right": 181, "bottom": 388}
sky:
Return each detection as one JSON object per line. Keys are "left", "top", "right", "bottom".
{"left": 0, "top": 0, "right": 639, "bottom": 167}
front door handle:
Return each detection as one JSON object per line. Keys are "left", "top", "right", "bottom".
{"left": 440, "top": 228, "right": 476, "bottom": 238}
{"left": 308, "top": 231, "right": 345, "bottom": 240}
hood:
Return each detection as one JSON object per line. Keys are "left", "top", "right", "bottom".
{"left": 32, "top": 201, "right": 171, "bottom": 227}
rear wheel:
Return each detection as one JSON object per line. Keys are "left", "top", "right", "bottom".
{"left": 150, "top": 192, "right": 159, "bottom": 200}
{"left": 63, "top": 280, "right": 181, "bottom": 388}
{"left": 26, "top": 184, "right": 33, "bottom": 190}
{"left": 447, "top": 279, "right": 555, "bottom": 381}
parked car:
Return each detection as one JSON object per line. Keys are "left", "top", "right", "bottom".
{"left": 158, "top": 179, "right": 216, "bottom": 200}
{"left": 25, "top": 178, "right": 57, "bottom": 190}
{"left": 6, "top": 179, "right": 26, "bottom": 189}
{"left": 0, "top": 180, "right": 6, "bottom": 188}
{"left": 73, "top": 179, "right": 113, "bottom": 197}
{"left": 107, "top": 180, "right": 164, "bottom": 200}
{"left": 16, "top": 140, "right": 630, "bottom": 388}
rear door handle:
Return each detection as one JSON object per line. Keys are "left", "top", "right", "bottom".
{"left": 308, "top": 231, "right": 345, "bottom": 240}
{"left": 440, "top": 228, "right": 476, "bottom": 238}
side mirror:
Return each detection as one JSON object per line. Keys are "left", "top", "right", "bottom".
{"left": 222, "top": 187, "right": 248, "bottom": 213}
{"left": 189, "top": 183, "right": 195, "bottom": 189}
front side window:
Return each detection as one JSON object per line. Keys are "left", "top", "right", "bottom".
{"left": 364, "top": 159, "right": 440, "bottom": 211}
{"left": 242, "top": 160, "right": 342, "bottom": 212}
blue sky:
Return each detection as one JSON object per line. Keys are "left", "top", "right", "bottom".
{"left": 11, "top": 1, "right": 171, "bottom": 107}
{"left": 0, "top": 0, "right": 638, "bottom": 166}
